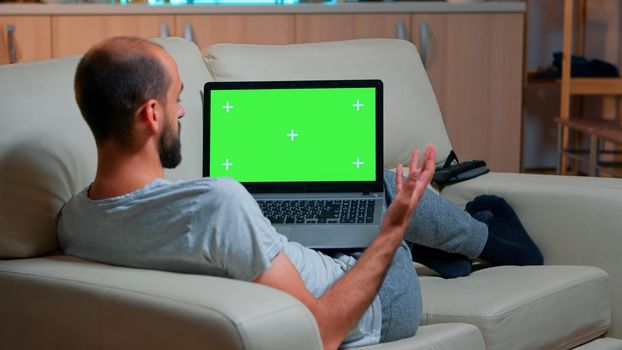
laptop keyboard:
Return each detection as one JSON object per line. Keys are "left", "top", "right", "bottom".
{"left": 257, "top": 199, "right": 376, "bottom": 224}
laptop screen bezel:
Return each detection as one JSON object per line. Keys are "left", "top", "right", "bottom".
{"left": 203, "top": 79, "right": 384, "bottom": 193}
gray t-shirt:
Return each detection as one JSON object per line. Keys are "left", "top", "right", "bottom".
{"left": 57, "top": 177, "right": 381, "bottom": 347}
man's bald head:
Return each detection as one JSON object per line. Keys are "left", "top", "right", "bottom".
{"left": 74, "top": 36, "right": 172, "bottom": 145}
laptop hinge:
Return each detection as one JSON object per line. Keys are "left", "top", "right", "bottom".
{"left": 363, "top": 192, "right": 384, "bottom": 197}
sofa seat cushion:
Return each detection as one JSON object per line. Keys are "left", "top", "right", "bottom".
{"left": 358, "top": 323, "right": 485, "bottom": 350}
{"left": 419, "top": 266, "right": 610, "bottom": 350}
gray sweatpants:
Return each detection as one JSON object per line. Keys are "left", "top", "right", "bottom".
{"left": 383, "top": 169, "right": 488, "bottom": 259}
{"left": 377, "top": 169, "right": 488, "bottom": 342}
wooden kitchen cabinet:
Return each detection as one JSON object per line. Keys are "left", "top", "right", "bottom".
{"left": 175, "top": 14, "right": 295, "bottom": 49}
{"left": 2, "top": 8, "right": 524, "bottom": 172}
{"left": 0, "top": 16, "right": 51, "bottom": 64}
{"left": 295, "top": 14, "right": 410, "bottom": 43}
{"left": 411, "top": 13, "right": 524, "bottom": 172}
{"left": 51, "top": 15, "right": 174, "bottom": 58}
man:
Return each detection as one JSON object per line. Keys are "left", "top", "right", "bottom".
{"left": 58, "top": 37, "right": 542, "bottom": 349}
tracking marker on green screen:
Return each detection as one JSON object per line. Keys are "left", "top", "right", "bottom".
{"left": 210, "top": 87, "right": 376, "bottom": 183}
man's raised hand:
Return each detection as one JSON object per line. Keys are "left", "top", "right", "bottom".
{"left": 381, "top": 145, "right": 437, "bottom": 236}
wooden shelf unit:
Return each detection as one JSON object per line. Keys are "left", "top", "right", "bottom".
{"left": 557, "top": 0, "right": 622, "bottom": 177}
{"left": 568, "top": 78, "right": 622, "bottom": 95}
{"left": 556, "top": 118, "right": 622, "bottom": 177}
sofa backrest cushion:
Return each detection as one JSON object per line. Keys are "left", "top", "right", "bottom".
{"left": 204, "top": 39, "right": 452, "bottom": 168}
{"left": 0, "top": 38, "right": 210, "bottom": 258}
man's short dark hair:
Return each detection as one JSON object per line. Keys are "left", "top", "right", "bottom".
{"left": 74, "top": 37, "right": 171, "bottom": 145}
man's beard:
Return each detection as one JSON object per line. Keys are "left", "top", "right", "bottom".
{"left": 158, "top": 121, "right": 182, "bottom": 169}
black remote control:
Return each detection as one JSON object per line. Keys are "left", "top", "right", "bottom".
{"left": 433, "top": 160, "right": 487, "bottom": 184}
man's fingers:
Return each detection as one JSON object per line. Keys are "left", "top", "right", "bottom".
{"left": 404, "top": 146, "right": 436, "bottom": 204}
{"left": 412, "top": 178, "right": 428, "bottom": 203}
{"left": 395, "top": 146, "right": 437, "bottom": 209}
{"left": 396, "top": 164, "right": 404, "bottom": 193}
{"left": 424, "top": 145, "right": 437, "bottom": 172}
{"left": 409, "top": 150, "right": 420, "bottom": 180}
{"left": 416, "top": 146, "right": 436, "bottom": 191}
{"left": 413, "top": 168, "right": 421, "bottom": 181}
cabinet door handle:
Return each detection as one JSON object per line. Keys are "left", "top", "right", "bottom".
{"left": 184, "top": 23, "right": 195, "bottom": 44}
{"left": 396, "top": 21, "right": 408, "bottom": 41}
{"left": 7, "top": 24, "right": 17, "bottom": 64}
{"left": 418, "top": 21, "right": 430, "bottom": 69}
{"left": 160, "top": 23, "right": 170, "bottom": 38}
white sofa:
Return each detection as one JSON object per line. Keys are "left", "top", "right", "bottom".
{"left": 1, "top": 37, "right": 621, "bottom": 350}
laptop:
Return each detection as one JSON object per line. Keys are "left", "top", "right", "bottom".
{"left": 203, "top": 80, "right": 385, "bottom": 249}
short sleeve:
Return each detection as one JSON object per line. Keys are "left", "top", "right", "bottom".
{"left": 195, "top": 178, "right": 287, "bottom": 282}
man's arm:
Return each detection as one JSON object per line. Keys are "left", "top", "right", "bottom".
{"left": 254, "top": 146, "right": 437, "bottom": 350}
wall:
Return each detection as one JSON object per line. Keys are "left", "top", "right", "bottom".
{"left": 523, "top": 0, "right": 622, "bottom": 170}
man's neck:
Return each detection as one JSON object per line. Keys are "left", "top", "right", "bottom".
{"left": 89, "top": 143, "right": 164, "bottom": 200}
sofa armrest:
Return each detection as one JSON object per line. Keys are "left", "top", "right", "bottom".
{"left": 0, "top": 256, "right": 322, "bottom": 350}
{"left": 440, "top": 172, "right": 622, "bottom": 265}
{"left": 440, "top": 172, "right": 622, "bottom": 337}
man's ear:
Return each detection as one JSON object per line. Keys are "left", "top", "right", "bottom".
{"left": 136, "top": 98, "right": 161, "bottom": 135}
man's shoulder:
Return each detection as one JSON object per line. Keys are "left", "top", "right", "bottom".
{"left": 170, "top": 177, "right": 248, "bottom": 200}
{"left": 59, "top": 177, "right": 253, "bottom": 228}
{"left": 60, "top": 177, "right": 244, "bottom": 211}
{"left": 163, "top": 177, "right": 257, "bottom": 217}
{"left": 134, "top": 176, "right": 241, "bottom": 197}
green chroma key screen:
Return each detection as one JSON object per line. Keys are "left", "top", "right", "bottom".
{"left": 208, "top": 85, "right": 377, "bottom": 183}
